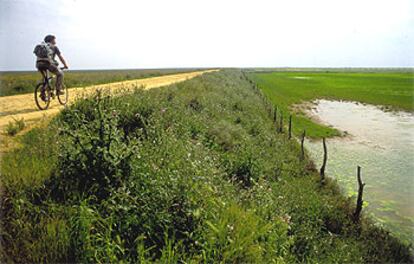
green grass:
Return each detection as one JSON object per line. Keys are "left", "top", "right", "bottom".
{"left": 0, "top": 68, "right": 202, "bottom": 96}
{"left": 0, "top": 70, "right": 412, "bottom": 262}
{"left": 249, "top": 71, "right": 414, "bottom": 138}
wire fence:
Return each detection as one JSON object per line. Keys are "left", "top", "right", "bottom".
{"left": 241, "top": 70, "right": 365, "bottom": 223}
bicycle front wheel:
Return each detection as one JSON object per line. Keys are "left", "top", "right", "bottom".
{"left": 34, "top": 82, "right": 51, "bottom": 110}
{"left": 57, "top": 84, "right": 68, "bottom": 106}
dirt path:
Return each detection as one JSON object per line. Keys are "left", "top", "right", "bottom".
{"left": 0, "top": 70, "right": 216, "bottom": 132}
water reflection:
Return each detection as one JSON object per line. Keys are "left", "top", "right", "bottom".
{"left": 305, "top": 99, "right": 414, "bottom": 243}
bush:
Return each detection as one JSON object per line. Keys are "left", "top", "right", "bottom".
{"left": 207, "top": 120, "right": 244, "bottom": 151}
{"left": 223, "top": 150, "right": 259, "bottom": 188}
{"left": 51, "top": 93, "right": 137, "bottom": 201}
{"left": 4, "top": 118, "right": 25, "bottom": 136}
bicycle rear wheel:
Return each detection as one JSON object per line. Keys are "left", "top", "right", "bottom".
{"left": 57, "top": 84, "right": 68, "bottom": 106}
{"left": 34, "top": 82, "right": 51, "bottom": 110}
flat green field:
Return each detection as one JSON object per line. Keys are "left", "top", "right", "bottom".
{"left": 0, "top": 68, "right": 199, "bottom": 96}
{"left": 250, "top": 71, "right": 414, "bottom": 138}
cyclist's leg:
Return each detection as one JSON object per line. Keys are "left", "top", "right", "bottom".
{"left": 48, "top": 64, "right": 64, "bottom": 92}
{"left": 36, "top": 61, "right": 49, "bottom": 99}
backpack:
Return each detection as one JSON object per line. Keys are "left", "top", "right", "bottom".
{"left": 33, "top": 42, "right": 52, "bottom": 59}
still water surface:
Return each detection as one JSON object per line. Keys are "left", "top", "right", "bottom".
{"left": 305, "top": 99, "right": 414, "bottom": 243}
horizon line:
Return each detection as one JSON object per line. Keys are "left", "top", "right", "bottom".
{"left": 1, "top": 66, "right": 414, "bottom": 73}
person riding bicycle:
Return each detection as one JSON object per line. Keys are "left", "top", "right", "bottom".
{"left": 34, "top": 35, "right": 69, "bottom": 95}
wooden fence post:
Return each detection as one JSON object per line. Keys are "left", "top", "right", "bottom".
{"left": 288, "top": 115, "right": 292, "bottom": 139}
{"left": 320, "top": 137, "right": 327, "bottom": 184}
{"left": 300, "top": 130, "right": 306, "bottom": 160}
{"left": 353, "top": 166, "right": 365, "bottom": 223}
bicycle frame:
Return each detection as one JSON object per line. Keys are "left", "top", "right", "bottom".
{"left": 39, "top": 70, "right": 53, "bottom": 88}
{"left": 34, "top": 67, "right": 68, "bottom": 110}
{"left": 39, "top": 67, "right": 66, "bottom": 91}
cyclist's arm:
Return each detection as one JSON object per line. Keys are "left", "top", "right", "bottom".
{"left": 58, "top": 53, "right": 69, "bottom": 69}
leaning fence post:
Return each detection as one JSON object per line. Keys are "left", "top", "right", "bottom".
{"left": 353, "top": 166, "right": 365, "bottom": 223}
{"left": 288, "top": 115, "right": 292, "bottom": 139}
{"left": 300, "top": 130, "right": 306, "bottom": 160}
{"left": 320, "top": 137, "right": 327, "bottom": 184}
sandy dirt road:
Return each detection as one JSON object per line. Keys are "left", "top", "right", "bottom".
{"left": 0, "top": 70, "right": 216, "bottom": 132}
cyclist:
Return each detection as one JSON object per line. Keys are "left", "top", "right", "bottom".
{"left": 35, "top": 35, "right": 69, "bottom": 95}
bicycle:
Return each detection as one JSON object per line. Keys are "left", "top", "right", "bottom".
{"left": 34, "top": 67, "right": 68, "bottom": 110}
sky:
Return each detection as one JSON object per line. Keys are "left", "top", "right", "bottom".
{"left": 0, "top": 0, "right": 413, "bottom": 71}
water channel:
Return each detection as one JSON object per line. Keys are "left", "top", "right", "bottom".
{"left": 305, "top": 99, "right": 414, "bottom": 243}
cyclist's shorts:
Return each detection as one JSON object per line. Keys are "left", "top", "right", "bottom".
{"left": 36, "top": 60, "right": 50, "bottom": 71}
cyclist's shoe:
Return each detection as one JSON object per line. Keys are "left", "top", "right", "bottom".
{"left": 57, "top": 89, "right": 65, "bottom": 95}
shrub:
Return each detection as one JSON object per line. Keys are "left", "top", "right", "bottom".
{"left": 4, "top": 118, "right": 25, "bottom": 136}
{"left": 51, "top": 93, "right": 137, "bottom": 201}
{"left": 224, "top": 151, "right": 259, "bottom": 188}
{"left": 207, "top": 120, "right": 244, "bottom": 151}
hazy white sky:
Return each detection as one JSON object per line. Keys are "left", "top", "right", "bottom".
{"left": 0, "top": 0, "right": 413, "bottom": 70}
